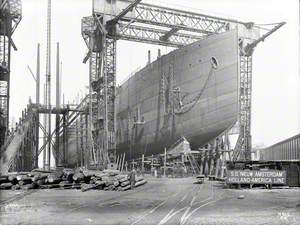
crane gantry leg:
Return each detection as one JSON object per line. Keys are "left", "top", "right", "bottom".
{"left": 86, "top": 30, "right": 117, "bottom": 168}
{"left": 239, "top": 55, "right": 253, "bottom": 161}
{"left": 102, "top": 37, "right": 117, "bottom": 166}
{"left": 0, "top": 0, "right": 21, "bottom": 150}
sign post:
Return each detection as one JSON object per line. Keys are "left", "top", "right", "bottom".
{"left": 226, "top": 170, "right": 287, "bottom": 187}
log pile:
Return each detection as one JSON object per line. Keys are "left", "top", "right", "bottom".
{"left": 0, "top": 168, "right": 147, "bottom": 192}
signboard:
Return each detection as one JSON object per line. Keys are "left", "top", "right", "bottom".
{"left": 226, "top": 170, "right": 286, "bottom": 185}
{"left": 93, "top": 0, "right": 135, "bottom": 19}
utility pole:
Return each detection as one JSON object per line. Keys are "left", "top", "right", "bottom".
{"left": 46, "top": 0, "right": 52, "bottom": 171}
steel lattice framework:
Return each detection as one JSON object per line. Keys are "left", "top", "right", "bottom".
{"left": 0, "top": 0, "right": 21, "bottom": 149}
{"left": 238, "top": 55, "right": 253, "bottom": 160}
{"left": 82, "top": 0, "right": 284, "bottom": 166}
{"left": 117, "top": 23, "right": 203, "bottom": 48}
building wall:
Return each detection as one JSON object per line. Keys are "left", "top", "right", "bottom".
{"left": 260, "top": 134, "right": 300, "bottom": 161}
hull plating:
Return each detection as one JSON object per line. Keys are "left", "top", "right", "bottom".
{"left": 64, "top": 29, "right": 239, "bottom": 167}
{"left": 116, "top": 29, "right": 239, "bottom": 158}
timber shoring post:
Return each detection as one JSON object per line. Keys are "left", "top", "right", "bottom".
{"left": 203, "top": 149, "right": 208, "bottom": 177}
{"left": 209, "top": 143, "right": 214, "bottom": 176}
{"left": 55, "top": 116, "right": 60, "bottom": 166}
{"left": 76, "top": 119, "right": 79, "bottom": 166}
{"left": 118, "top": 155, "right": 121, "bottom": 170}
{"left": 151, "top": 154, "right": 154, "bottom": 175}
{"left": 164, "top": 148, "right": 166, "bottom": 177}
{"left": 116, "top": 155, "right": 119, "bottom": 170}
{"left": 34, "top": 112, "right": 39, "bottom": 168}
{"left": 121, "top": 153, "right": 125, "bottom": 172}
{"left": 80, "top": 113, "right": 84, "bottom": 167}
{"left": 142, "top": 154, "right": 144, "bottom": 175}
{"left": 214, "top": 140, "right": 220, "bottom": 178}
{"left": 65, "top": 112, "right": 69, "bottom": 166}
{"left": 85, "top": 114, "right": 89, "bottom": 168}
{"left": 62, "top": 113, "right": 67, "bottom": 166}
{"left": 199, "top": 151, "right": 203, "bottom": 175}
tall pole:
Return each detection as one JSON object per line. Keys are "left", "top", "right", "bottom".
{"left": 36, "top": 44, "right": 40, "bottom": 106}
{"left": 55, "top": 42, "right": 60, "bottom": 167}
{"left": 56, "top": 44, "right": 60, "bottom": 108}
{"left": 35, "top": 43, "right": 40, "bottom": 168}
{"left": 46, "top": 0, "right": 52, "bottom": 170}
{"left": 43, "top": 83, "right": 47, "bottom": 170}
{"left": 88, "top": 40, "right": 93, "bottom": 168}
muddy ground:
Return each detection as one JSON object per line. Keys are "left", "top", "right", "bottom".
{"left": 0, "top": 177, "right": 299, "bottom": 225}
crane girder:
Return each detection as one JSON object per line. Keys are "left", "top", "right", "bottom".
{"left": 131, "top": 3, "right": 232, "bottom": 35}
{"left": 117, "top": 23, "right": 203, "bottom": 48}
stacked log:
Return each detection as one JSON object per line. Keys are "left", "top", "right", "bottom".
{"left": 32, "top": 173, "right": 48, "bottom": 183}
{"left": 0, "top": 168, "right": 147, "bottom": 192}
{"left": 11, "top": 184, "right": 20, "bottom": 191}
{"left": 21, "top": 183, "right": 38, "bottom": 190}
{"left": 0, "top": 175, "right": 9, "bottom": 184}
{"left": 73, "top": 172, "right": 85, "bottom": 183}
{"left": 0, "top": 182, "right": 13, "bottom": 189}
{"left": 59, "top": 181, "right": 73, "bottom": 189}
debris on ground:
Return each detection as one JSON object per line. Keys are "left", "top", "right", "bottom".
{"left": 195, "top": 175, "right": 205, "bottom": 184}
{"left": 238, "top": 195, "right": 245, "bottom": 199}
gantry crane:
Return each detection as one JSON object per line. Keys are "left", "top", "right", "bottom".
{"left": 81, "top": 0, "right": 284, "bottom": 167}
{"left": 0, "top": 0, "right": 21, "bottom": 150}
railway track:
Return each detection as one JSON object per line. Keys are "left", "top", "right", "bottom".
{"left": 0, "top": 189, "right": 37, "bottom": 207}
{"left": 129, "top": 181, "right": 231, "bottom": 225}
{"left": 68, "top": 182, "right": 154, "bottom": 213}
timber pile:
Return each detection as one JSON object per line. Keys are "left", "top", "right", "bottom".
{"left": 0, "top": 168, "right": 147, "bottom": 192}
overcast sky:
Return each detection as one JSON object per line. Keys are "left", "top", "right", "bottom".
{"left": 10, "top": 0, "right": 300, "bottom": 147}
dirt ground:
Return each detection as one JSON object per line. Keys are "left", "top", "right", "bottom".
{"left": 0, "top": 177, "right": 299, "bottom": 225}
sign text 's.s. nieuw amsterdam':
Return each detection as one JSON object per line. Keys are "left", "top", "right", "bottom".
{"left": 226, "top": 170, "right": 286, "bottom": 184}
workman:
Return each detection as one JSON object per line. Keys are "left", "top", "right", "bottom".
{"left": 130, "top": 169, "right": 136, "bottom": 189}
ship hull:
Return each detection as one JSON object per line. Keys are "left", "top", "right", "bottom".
{"left": 63, "top": 29, "right": 239, "bottom": 167}
{"left": 116, "top": 29, "right": 239, "bottom": 158}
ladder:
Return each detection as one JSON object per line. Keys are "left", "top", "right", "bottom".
{"left": 186, "top": 153, "right": 200, "bottom": 175}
